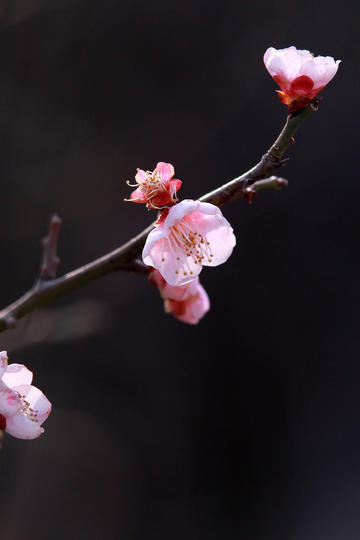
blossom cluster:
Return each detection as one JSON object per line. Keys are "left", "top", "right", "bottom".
{"left": 0, "top": 351, "right": 51, "bottom": 440}
{"left": 1, "top": 46, "right": 339, "bottom": 443}
{"left": 126, "top": 46, "right": 340, "bottom": 323}
{"left": 126, "top": 164, "right": 236, "bottom": 323}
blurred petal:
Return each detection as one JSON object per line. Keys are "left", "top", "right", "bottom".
{"left": 5, "top": 414, "right": 45, "bottom": 440}
{"left": 3, "top": 363, "right": 33, "bottom": 387}
{"left": 0, "top": 382, "right": 21, "bottom": 416}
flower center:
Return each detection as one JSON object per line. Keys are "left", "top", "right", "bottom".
{"left": 164, "top": 217, "right": 214, "bottom": 276}
{"left": 15, "top": 391, "right": 41, "bottom": 424}
{"left": 140, "top": 170, "right": 167, "bottom": 199}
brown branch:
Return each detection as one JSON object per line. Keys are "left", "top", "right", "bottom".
{"left": 0, "top": 101, "right": 318, "bottom": 333}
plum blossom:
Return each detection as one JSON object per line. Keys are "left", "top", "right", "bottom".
{"left": 143, "top": 199, "right": 236, "bottom": 287}
{"left": 264, "top": 46, "right": 340, "bottom": 112}
{"left": 126, "top": 161, "right": 182, "bottom": 210}
{"left": 149, "top": 269, "right": 210, "bottom": 324}
{"left": 0, "top": 351, "right": 51, "bottom": 440}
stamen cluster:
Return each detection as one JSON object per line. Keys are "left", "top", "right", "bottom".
{"left": 126, "top": 162, "right": 182, "bottom": 210}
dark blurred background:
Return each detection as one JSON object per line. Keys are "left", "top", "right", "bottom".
{"left": 0, "top": 0, "right": 358, "bottom": 538}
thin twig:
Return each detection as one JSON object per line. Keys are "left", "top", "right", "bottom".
{"left": 0, "top": 102, "right": 317, "bottom": 333}
{"left": 40, "top": 214, "right": 62, "bottom": 280}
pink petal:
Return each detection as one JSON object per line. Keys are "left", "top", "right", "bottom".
{"left": 144, "top": 232, "right": 202, "bottom": 286}
{"left": 130, "top": 186, "right": 147, "bottom": 203}
{"left": 182, "top": 204, "right": 236, "bottom": 267}
{"left": 155, "top": 162, "right": 175, "bottom": 181}
{"left": 171, "top": 179, "right": 182, "bottom": 192}
{"left": 143, "top": 227, "right": 168, "bottom": 265}
{"left": 143, "top": 200, "right": 236, "bottom": 286}
{"left": 149, "top": 269, "right": 198, "bottom": 301}
{"left": 148, "top": 268, "right": 166, "bottom": 289}
{"left": 135, "top": 169, "right": 148, "bottom": 184}
{"left": 162, "top": 276, "right": 199, "bottom": 301}
{"left": 201, "top": 218, "right": 236, "bottom": 266}
{"left": 11, "top": 384, "right": 52, "bottom": 424}
{"left": 264, "top": 46, "right": 306, "bottom": 88}
{"left": 300, "top": 56, "right": 340, "bottom": 90}
{"left": 2, "top": 363, "right": 33, "bottom": 388}
{"left": 169, "top": 283, "right": 210, "bottom": 324}
{"left": 162, "top": 199, "right": 200, "bottom": 228}
{"left": 0, "top": 381, "right": 21, "bottom": 416}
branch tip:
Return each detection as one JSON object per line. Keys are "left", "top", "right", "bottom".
{"left": 40, "top": 214, "right": 63, "bottom": 280}
{"left": 273, "top": 176, "right": 288, "bottom": 189}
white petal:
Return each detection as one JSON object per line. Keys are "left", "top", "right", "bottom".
{"left": 143, "top": 200, "right": 236, "bottom": 285}
{"left": 3, "top": 363, "right": 33, "bottom": 388}
{"left": 300, "top": 56, "right": 340, "bottom": 89}
{"left": 163, "top": 199, "right": 200, "bottom": 229}
{"left": 142, "top": 227, "right": 168, "bottom": 267}
{"left": 0, "top": 381, "right": 21, "bottom": 416}
{"left": 12, "top": 384, "right": 52, "bottom": 424}
{"left": 264, "top": 46, "right": 303, "bottom": 80}
{"left": 5, "top": 413, "right": 45, "bottom": 440}
{"left": 264, "top": 46, "right": 315, "bottom": 86}
{"left": 185, "top": 209, "right": 236, "bottom": 267}
{"left": 148, "top": 235, "right": 202, "bottom": 286}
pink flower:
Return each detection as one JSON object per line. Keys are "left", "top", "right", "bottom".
{"left": 264, "top": 46, "right": 340, "bottom": 112}
{"left": 0, "top": 351, "right": 51, "bottom": 440}
{"left": 126, "top": 162, "right": 182, "bottom": 210}
{"left": 149, "top": 269, "right": 210, "bottom": 324}
{"left": 143, "top": 200, "right": 236, "bottom": 286}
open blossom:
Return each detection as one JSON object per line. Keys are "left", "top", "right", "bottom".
{"left": 126, "top": 162, "right": 182, "bottom": 210}
{"left": 149, "top": 269, "right": 210, "bottom": 324}
{"left": 0, "top": 351, "right": 51, "bottom": 440}
{"left": 264, "top": 46, "right": 340, "bottom": 112}
{"left": 143, "top": 199, "right": 236, "bottom": 286}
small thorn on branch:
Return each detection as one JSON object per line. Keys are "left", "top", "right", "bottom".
{"left": 40, "top": 214, "right": 63, "bottom": 280}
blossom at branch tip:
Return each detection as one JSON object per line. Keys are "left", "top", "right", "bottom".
{"left": 126, "top": 162, "right": 182, "bottom": 210}
{"left": 149, "top": 269, "right": 210, "bottom": 324}
{"left": 0, "top": 351, "right": 51, "bottom": 440}
{"left": 143, "top": 199, "right": 236, "bottom": 287}
{"left": 264, "top": 46, "right": 340, "bottom": 112}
